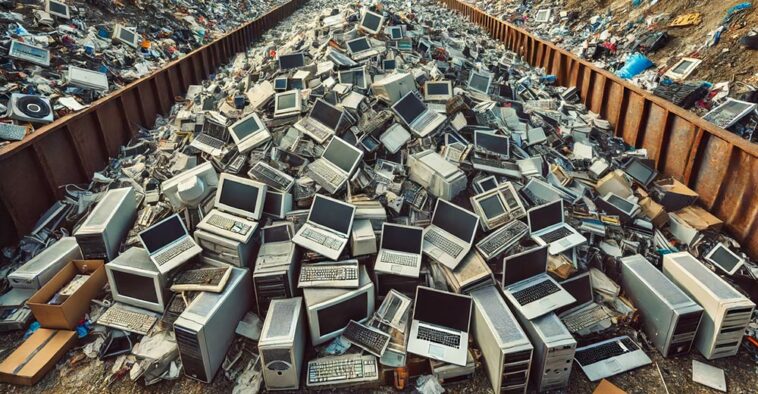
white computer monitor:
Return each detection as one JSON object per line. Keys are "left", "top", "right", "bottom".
{"left": 161, "top": 162, "right": 219, "bottom": 209}
{"left": 704, "top": 243, "right": 745, "bottom": 276}
{"left": 228, "top": 112, "right": 271, "bottom": 153}
{"left": 468, "top": 71, "right": 493, "bottom": 95}
{"left": 664, "top": 57, "right": 701, "bottom": 81}
{"left": 424, "top": 81, "right": 453, "bottom": 101}
{"left": 46, "top": 0, "right": 70, "bottom": 19}
{"left": 215, "top": 173, "right": 267, "bottom": 220}
{"left": 360, "top": 9, "right": 385, "bottom": 35}
{"left": 274, "top": 90, "right": 302, "bottom": 118}
{"left": 338, "top": 66, "right": 369, "bottom": 90}
{"left": 263, "top": 190, "right": 293, "bottom": 219}
{"left": 382, "top": 59, "right": 396, "bottom": 71}
{"left": 278, "top": 52, "right": 305, "bottom": 71}
{"left": 106, "top": 247, "right": 167, "bottom": 313}
{"left": 534, "top": 9, "right": 552, "bottom": 23}
{"left": 388, "top": 26, "right": 403, "bottom": 40}
{"left": 274, "top": 77, "right": 288, "bottom": 91}
{"left": 114, "top": 25, "right": 139, "bottom": 48}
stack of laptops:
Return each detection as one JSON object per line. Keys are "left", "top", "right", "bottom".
{"left": 292, "top": 195, "right": 356, "bottom": 261}
{"left": 374, "top": 223, "right": 424, "bottom": 278}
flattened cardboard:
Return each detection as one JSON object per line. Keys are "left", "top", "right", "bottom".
{"left": 28, "top": 260, "right": 106, "bottom": 330}
{"left": 593, "top": 379, "right": 627, "bottom": 394}
{"left": 0, "top": 328, "right": 76, "bottom": 386}
{"left": 675, "top": 205, "right": 723, "bottom": 232}
{"left": 654, "top": 178, "right": 698, "bottom": 212}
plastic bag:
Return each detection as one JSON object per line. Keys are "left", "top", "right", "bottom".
{"left": 616, "top": 53, "right": 653, "bottom": 79}
{"left": 415, "top": 374, "right": 445, "bottom": 394}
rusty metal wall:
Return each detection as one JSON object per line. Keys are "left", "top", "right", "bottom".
{"left": 0, "top": 0, "right": 306, "bottom": 247}
{"left": 441, "top": 0, "right": 758, "bottom": 259}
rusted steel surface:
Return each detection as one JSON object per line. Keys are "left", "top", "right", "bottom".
{"left": 441, "top": 0, "right": 758, "bottom": 258}
{"left": 0, "top": 0, "right": 306, "bottom": 247}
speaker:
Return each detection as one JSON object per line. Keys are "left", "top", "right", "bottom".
{"left": 7, "top": 94, "right": 54, "bottom": 123}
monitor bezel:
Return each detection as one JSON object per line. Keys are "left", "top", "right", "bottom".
{"left": 114, "top": 25, "right": 139, "bottom": 48}
{"left": 346, "top": 37, "right": 372, "bottom": 55}
{"left": 526, "top": 199, "right": 564, "bottom": 233}
{"left": 261, "top": 222, "right": 294, "bottom": 244}
{"left": 472, "top": 189, "right": 509, "bottom": 223}
{"left": 602, "top": 192, "right": 639, "bottom": 215}
{"left": 534, "top": 9, "right": 552, "bottom": 23}
{"left": 424, "top": 80, "right": 453, "bottom": 101}
{"left": 307, "top": 276, "right": 374, "bottom": 344}
{"left": 380, "top": 222, "right": 424, "bottom": 254}
{"left": 430, "top": 199, "right": 480, "bottom": 244}
{"left": 359, "top": 9, "right": 385, "bottom": 35}
{"left": 321, "top": 136, "right": 364, "bottom": 177}
{"left": 138, "top": 213, "right": 189, "bottom": 255}
{"left": 474, "top": 129, "right": 510, "bottom": 158}
{"left": 228, "top": 112, "right": 270, "bottom": 152}
{"left": 274, "top": 90, "right": 302, "bottom": 116}
{"left": 501, "top": 245, "right": 549, "bottom": 288}
{"left": 214, "top": 173, "right": 267, "bottom": 220}
{"left": 338, "top": 66, "right": 369, "bottom": 90}
{"left": 467, "top": 71, "right": 493, "bottom": 95}
{"left": 278, "top": 52, "right": 306, "bottom": 71}
{"left": 664, "top": 57, "right": 702, "bottom": 80}
{"left": 306, "top": 194, "right": 356, "bottom": 236}
{"left": 106, "top": 261, "right": 165, "bottom": 312}
{"left": 263, "top": 189, "right": 293, "bottom": 218}
{"left": 388, "top": 26, "right": 403, "bottom": 40}
{"left": 704, "top": 243, "right": 745, "bottom": 276}
{"left": 46, "top": 0, "right": 71, "bottom": 19}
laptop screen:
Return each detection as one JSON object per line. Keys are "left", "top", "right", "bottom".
{"left": 390, "top": 26, "right": 402, "bottom": 39}
{"left": 361, "top": 11, "right": 383, "bottom": 31}
{"left": 263, "top": 225, "right": 290, "bottom": 243}
{"left": 624, "top": 159, "right": 655, "bottom": 185}
{"left": 119, "top": 28, "right": 136, "bottom": 43}
{"left": 475, "top": 131, "right": 509, "bottom": 156}
{"left": 310, "top": 99, "right": 342, "bottom": 130}
{"left": 348, "top": 38, "right": 371, "bottom": 53}
{"left": 560, "top": 274, "right": 593, "bottom": 306}
{"left": 427, "top": 82, "right": 450, "bottom": 95}
{"left": 323, "top": 138, "right": 361, "bottom": 173}
{"left": 607, "top": 194, "right": 635, "bottom": 213}
{"left": 528, "top": 200, "right": 562, "bottom": 232}
{"left": 48, "top": 1, "right": 69, "bottom": 15}
{"left": 469, "top": 73, "right": 490, "bottom": 93}
{"left": 432, "top": 200, "right": 478, "bottom": 242}
{"left": 708, "top": 245, "right": 742, "bottom": 272}
{"left": 394, "top": 93, "right": 426, "bottom": 124}
{"left": 263, "top": 191, "right": 283, "bottom": 216}
{"left": 309, "top": 196, "right": 354, "bottom": 234}
{"left": 218, "top": 178, "right": 261, "bottom": 215}
{"left": 502, "top": 246, "right": 548, "bottom": 286}
{"left": 230, "top": 114, "right": 261, "bottom": 140}
{"left": 383, "top": 59, "right": 396, "bottom": 70}
{"left": 479, "top": 194, "right": 506, "bottom": 219}
{"left": 279, "top": 53, "right": 305, "bottom": 70}
{"left": 140, "top": 215, "right": 186, "bottom": 254}
{"left": 277, "top": 93, "right": 297, "bottom": 110}
{"left": 382, "top": 225, "right": 423, "bottom": 254}
{"left": 414, "top": 287, "right": 471, "bottom": 332}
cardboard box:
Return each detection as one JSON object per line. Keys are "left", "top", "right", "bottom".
{"left": 654, "top": 178, "right": 698, "bottom": 211}
{"left": 0, "top": 328, "right": 76, "bottom": 385}
{"left": 675, "top": 205, "right": 723, "bottom": 232}
{"left": 28, "top": 260, "right": 106, "bottom": 330}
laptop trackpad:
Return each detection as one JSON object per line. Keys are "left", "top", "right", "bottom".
{"left": 391, "top": 265, "right": 403, "bottom": 273}
{"left": 428, "top": 344, "right": 446, "bottom": 359}
{"left": 605, "top": 359, "right": 622, "bottom": 373}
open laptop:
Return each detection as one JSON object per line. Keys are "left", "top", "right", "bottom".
{"left": 255, "top": 222, "right": 296, "bottom": 271}
{"left": 375, "top": 223, "right": 424, "bottom": 278}
{"left": 306, "top": 136, "right": 363, "bottom": 194}
{"left": 346, "top": 37, "right": 383, "bottom": 61}
{"left": 556, "top": 272, "right": 612, "bottom": 334}
{"left": 392, "top": 91, "right": 446, "bottom": 137}
{"left": 228, "top": 112, "right": 271, "bottom": 153}
{"left": 470, "top": 130, "right": 511, "bottom": 174}
{"left": 139, "top": 214, "right": 202, "bottom": 274}
{"left": 574, "top": 336, "right": 652, "bottom": 381}
{"left": 190, "top": 113, "right": 229, "bottom": 156}
{"left": 294, "top": 98, "right": 344, "bottom": 143}
{"left": 527, "top": 200, "right": 586, "bottom": 255}
{"left": 197, "top": 173, "right": 267, "bottom": 242}
{"left": 292, "top": 195, "right": 356, "bottom": 260}
{"left": 424, "top": 81, "right": 453, "bottom": 102}
{"left": 501, "top": 245, "right": 575, "bottom": 320}
{"left": 408, "top": 286, "right": 472, "bottom": 366}
{"left": 422, "top": 199, "right": 479, "bottom": 269}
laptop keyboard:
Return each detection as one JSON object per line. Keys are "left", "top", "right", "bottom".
{"left": 381, "top": 252, "right": 417, "bottom": 267}
{"left": 471, "top": 156, "right": 507, "bottom": 168}
{"left": 425, "top": 230, "right": 463, "bottom": 257}
{"left": 575, "top": 337, "right": 638, "bottom": 366}
{"left": 154, "top": 238, "right": 194, "bottom": 266}
{"left": 477, "top": 220, "right": 528, "bottom": 256}
{"left": 415, "top": 111, "right": 437, "bottom": 127}
{"left": 249, "top": 163, "right": 292, "bottom": 191}
{"left": 302, "top": 228, "right": 342, "bottom": 250}
{"left": 540, "top": 226, "right": 573, "bottom": 243}
{"left": 207, "top": 214, "right": 252, "bottom": 235}
{"left": 562, "top": 304, "right": 607, "bottom": 333}
{"left": 309, "top": 160, "right": 343, "bottom": 188}
{"left": 512, "top": 280, "right": 560, "bottom": 305}
{"left": 194, "top": 133, "right": 225, "bottom": 149}
{"left": 417, "top": 326, "right": 460, "bottom": 349}
{"left": 343, "top": 320, "right": 391, "bottom": 357}
{"left": 301, "top": 117, "right": 331, "bottom": 140}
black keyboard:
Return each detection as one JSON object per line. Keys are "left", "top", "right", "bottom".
{"left": 417, "top": 326, "right": 460, "bottom": 348}
{"left": 575, "top": 337, "right": 639, "bottom": 366}
{"left": 343, "top": 320, "right": 391, "bottom": 357}
{"left": 539, "top": 226, "right": 573, "bottom": 243}
{"left": 512, "top": 280, "right": 560, "bottom": 305}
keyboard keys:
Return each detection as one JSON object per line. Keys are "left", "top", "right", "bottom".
{"left": 343, "top": 320, "right": 391, "bottom": 357}
{"left": 512, "top": 280, "right": 560, "bottom": 305}
{"left": 381, "top": 252, "right": 417, "bottom": 266}
{"left": 154, "top": 238, "right": 195, "bottom": 266}
{"left": 425, "top": 230, "right": 463, "bottom": 257}
{"left": 574, "top": 337, "right": 638, "bottom": 366}
{"left": 298, "top": 261, "right": 359, "bottom": 288}
{"left": 97, "top": 305, "right": 157, "bottom": 335}
{"left": 540, "top": 226, "right": 573, "bottom": 243}
{"left": 207, "top": 214, "right": 251, "bottom": 235}
{"left": 417, "top": 325, "right": 461, "bottom": 348}
{"left": 307, "top": 354, "right": 379, "bottom": 387}
{"left": 476, "top": 220, "right": 528, "bottom": 257}
{"left": 302, "top": 228, "right": 342, "bottom": 250}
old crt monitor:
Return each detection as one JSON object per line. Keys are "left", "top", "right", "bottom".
{"left": 360, "top": 9, "right": 385, "bottom": 34}
{"left": 215, "top": 173, "right": 267, "bottom": 220}
{"left": 106, "top": 247, "right": 168, "bottom": 313}
{"left": 278, "top": 53, "right": 305, "bottom": 71}
{"left": 303, "top": 265, "right": 374, "bottom": 345}
{"left": 161, "top": 162, "right": 219, "bottom": 209}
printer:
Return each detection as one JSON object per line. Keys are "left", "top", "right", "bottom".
{"left": 408, "top": 150, "right": 467, "bottom": 201}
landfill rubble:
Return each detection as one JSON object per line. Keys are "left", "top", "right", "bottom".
{"left": 0, "top": 0, "right": 757, "bottom": 393}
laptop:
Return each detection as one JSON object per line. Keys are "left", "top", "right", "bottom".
{"left": 574, "top": 336, "right": 652, "bottom": 381}
{"left": 392, "top": 91, "right": 447, "bottom": 137}
{"left": 138, "top": 214, "right": 202, "bottom": 274}
{"left": 273, "top": 90, "right": 302, "bottom": 118}
{"left": 256, "top": 222, "right": 296, "bottom": 271}
{"left": 292, "top": 195, "right": 356, "bottom": 260}
{"left": 422, "top": 199, "right": 479, "bottom": 269}
{"left": 190, "top": 113, "right": 229, "bottom": 156}
{"left": 556, "top": 272, "right": 612, "bottom": 334}
{"left": 197, "top": 173, "right": 267, "bottom": 242}
{"left": 346, "top": 37, "right": 383, "bottom": 61}
{"left": 408, "top": 286, "right": 472, "bottom": 366}
{"left": 375, "top": 223, "right": 424, "bottom": 278}
{"left": 501, "top": 245, "right": 575, "bottom": 320}
{"left": 306, "top": 136, "right": 363, "bottom": 194}
{"left": 228, "top": 112, "right": 271, "bottom": 153}
{"left": 424, "top": 81, "right": 453, "bottom": 102}
{"left": 294, "top": 98, "right": 344, "bottom": 143}
{"left": 470, "top": 130, "right": 512, "bottom": 174}
{"left": 527, "top": 200, "right": 587, "bottom": 255}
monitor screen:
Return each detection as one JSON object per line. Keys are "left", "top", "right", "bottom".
{"left": 607, "top": 194, "right": 635, "bottom": 213}
{"left": 277, "top": 93, "right": 297, "bottom": 110}
{"left": 479, "top": 194, "right": 506, "bottom": 219}
{"left": 469, "top": 73, "right": 490, "bottom": 93}
{"left": 394, "top": 93, "right": 426, "bottom": 124}
{"left": 112, "top": 270, "right": 158, "bottom": 304}
{"left": 310, "top": 100, "right": 342, "bottom": 130}
{"left": 561, "top": 274, "right": 593, "bottom": 306}
{"left": 476, "top": 132, "right": 509, "bottom": 156}
{"left": 427, "top": 82, "right": 450, "bottom": 95}
{"left": 317, "top": 291, "right": 368, "bottom": 335}
{"left": 340, "top": 69, "right": 366, "bottom": 87}
{"left": 219, "top": 178, "right": 261, "bottom": 215}
{"left": 230, "top": 115, "right": 261, "bottom": 140}
{"left": 279, "top": 53, "right": 305, "bottom": 70}
{"left": 309, "top": 196, "right": 354, "bottom": 234}
{"left": 625, "top": 160, "right": 655, "bottom": 185}
{"left": 528, "top": 200, "right": 562, "bottom": 232}
{"left": 480, "top": 178, "right": 497, "bottom": 191}
{"left": 274, "top": 78, "right": 287, "bottom": 90}
{"left": 672, "top": 60, "right": 694, "bottom": 74}
{"left": 383, "top": 59, "right": 396, "bottom": 70}
{"left": 361, "top": 11, "right": 383, "bottom": 32}
{"left": 323, "top": 138, "right": 361, "bottom": 173}
{"left": 709, "top": 245, "right": 741, "bottom": 272}
{"left": 48, "top": 1, "right": 69, "bottom": 15}
{"left": 348, "top": 38, "right": 371, "bottom": 53}
{"left": 390, "top": 27, "right": 402, "bottom": 39}
{"left": 263, "top": 225, "right": 290, "bottom": 243}
{"left": 503, "top": 246, "right": 548, "bottom": 286}
{"left": 263, "top": 191, "right": 283, "bottom": 215}
{"left": 432, "top": 200, "right": 478, "bottom": 242}
{"left": 382, "top": 225, "right": 423, "bottom": 254}
{"left": 289, "top": 79, "right": 304, "bottom": 90}
{"left": 140, "top": 215, "right": 186, "bottom": 254}
{"left": 119, "top": 28, "right": 136, "bottom": 43}
{"left": 414, "top": 287, "right": 470, "bottom": 332}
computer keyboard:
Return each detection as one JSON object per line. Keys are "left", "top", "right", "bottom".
{"left": 298, "top": 261, "right": 359, "bottom": 288}
{"left": 540, "top": 226, "right": 574, "bottom": 243}
{"left": 308, "top": 160, "right": 343, "bottom": 187}
{"left": 425, "top": 230, "right": 463, "bottom": 257}
{"left": 97, "top": 304, "right": 158, "bottom": 335}
{"left": 171, "top": 266, "right": 230, "bottom": 292}
{"left": 415, "top": 110, "right": 437, "bottom": 127}
{"left": 154, "top": 237, "right": 195, "bottom": 266}
{"left": 194, "top": 133, "right": 225, "bottom": 149}
{"left": 249, "top": 162, "right": 292, "bottom": 191}
{"left": 343, "top": 320, "right": 391, "bottom": 357}
{"left": 306, "top": 354, "right": 379, "bottom": 387}
{"left": 207, "top": 214, "right": 252, "bottom": 235}
{"left": 301, "top": 117, "right": 332, "bottom": 141}
{"left": 562, "top": 304, "right": 608, "bottom": 333}
{"left": 417, "top": 325, "right": 461, "bottom": 348}
{"left": 574, "top": 337, "right": 638, "bottom": 366}
{"left": 512, "top": 280, "right": 560, "bottom": 305}
{"left": 381, "top": 252, "right": 418, "bottom": 267}
{"left": 471, "top": 156, "right": 508, "bottom": 168}
{"left": 301, "top": 228, "right": 342, "bottom": 250}
{"left": 476, "top": 220, "right": 528, "bottom": 257}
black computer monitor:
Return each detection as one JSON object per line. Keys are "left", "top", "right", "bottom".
{"left": 278, "top": 53, "right": 305, "bottom": 70}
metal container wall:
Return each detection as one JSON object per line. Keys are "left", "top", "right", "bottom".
{"left": 0, "top": 0, "right": 306, "bottom": 246}
{"left": 439, "top": 0, "right": 757, "bottom": 259}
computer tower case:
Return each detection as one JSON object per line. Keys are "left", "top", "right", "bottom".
{"left": 8, "top": 237, "right": 82, "bottom": 289}
{"left": 174, "top": 267, "right": 252, "bottom": 382}
{"left": 74, "top": 187, "right": 136, "bottom": 261}
{"left": 470, "top": 285, "right": 533, "bottom": 393}
{"left": 663, "top": 252, "right": 755, "bottom": 359}
{"left": 621, "top": 254, "right": 703, "bottom": 357}
{"left": 513, "top": 312, "right": 576, "bottom": 392}
{"left": 259, "top": 297, "right": 305, "bottom": 390}
{"left": 253, "top": 261, "right": 297, "bottom": 315}
{"left": 194, "top": 229, "right": 256, "bottom": 268}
